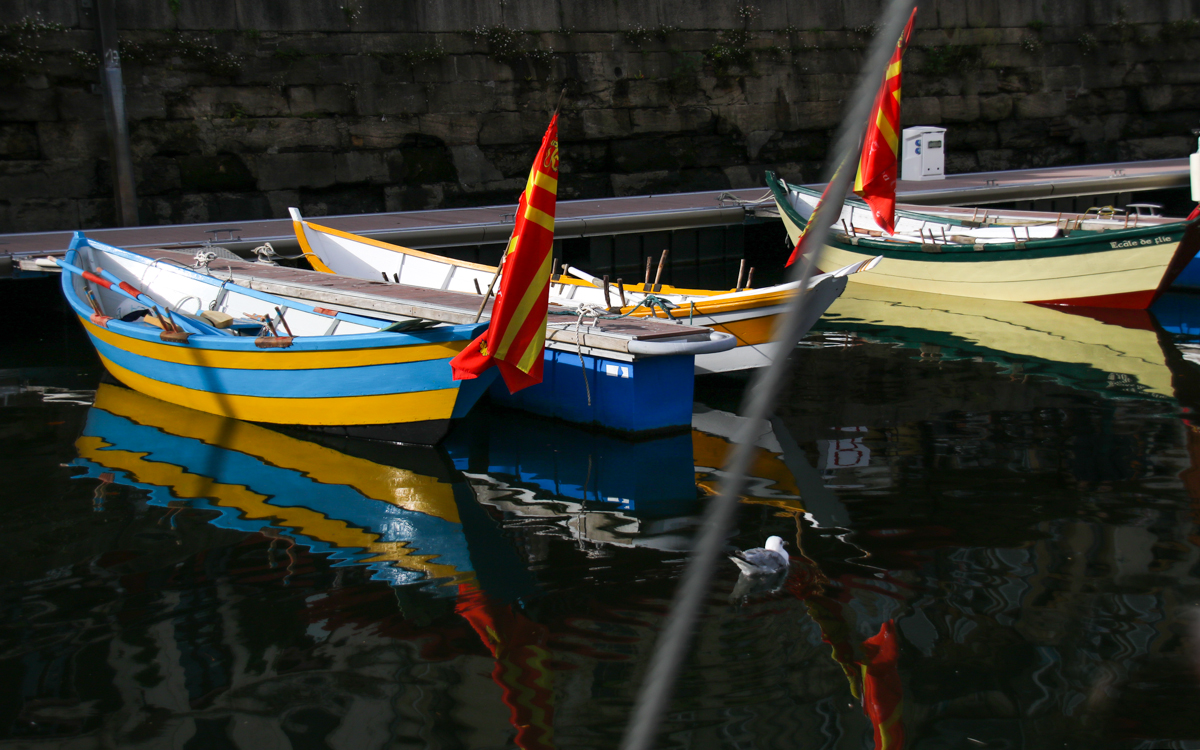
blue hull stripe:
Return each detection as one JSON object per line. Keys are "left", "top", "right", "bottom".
{"left": 91, "top": 334, "right": 458, "bottom": 398}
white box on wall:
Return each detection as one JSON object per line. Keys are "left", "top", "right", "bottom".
{"left": 901, "top": 127, "right": 946, "bottom": 181}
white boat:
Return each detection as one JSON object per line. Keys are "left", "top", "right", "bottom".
{"left": 288, "top": 208, "right": 881, "bottom": 374}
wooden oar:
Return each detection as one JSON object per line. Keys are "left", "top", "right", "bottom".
{"left": 57, "top": 259, "right": 222, "bottom": 336}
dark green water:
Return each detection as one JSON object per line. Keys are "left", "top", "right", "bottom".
{"left": 3, "top": 275, "right": 1200, "bottom": 749}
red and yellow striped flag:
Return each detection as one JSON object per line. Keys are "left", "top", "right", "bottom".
{"left": 854, "top": 8, "right": 918, "bottom": 235}
{"left": 451, "top": 114, "right": 559, "bottom": 393}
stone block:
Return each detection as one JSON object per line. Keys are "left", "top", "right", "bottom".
{"left": 975, "top": 148, "right": 1016, "bottom": 170}
{"left": 1119, "top": 136, "right": 1192, "bottom": 160}
{"left": 179, "top": 153, "right": 256, "bottom": 191}
{"left": 0, "top": 160, "right": 97, "bottom": 199}
{"left": 411, "top": 56, "right": 459, "bottom": 84}
{"left": 2, "top": 198, "right": 81, "bottom": 233}
{"left": 356, "top": 83, "right": 428, "bottom": 117}
{"left": 287, "top": 85, "right": 352, "bottom": 115}
{"left": 234, "top": 1, "right": 346, "bottom": 32}
{"left": 420, "top": 113, "right": 481, "bottom": 145}
{"left": 614, "top": 79, "right": 673, "bottom": 109}
{"left": 758, "top": 130, "right": 827, "bottom": 162}
{"left": 629, "top": 106, "right": 715, "bottom": 134}
{"left": 792, "top": 100, "right": 844, "bottom": 130}
{"left": 906, "top": 73, "right": 964, "bottom": 98}
{"left": 1158, "top": 62, "right": 1200, "bottom": 85}
{"left": 997, "top": 0, "right": 1038, "bottom": 28}
{"left": 334, "top": 151, "right": 389, "bottom": 184}
{"left": 944, "top": 151, "right": 979, "bottom": 174}
{"left": 455, "top": 54, "right": 515, "bottom": 82}
{"left": 427, "top": 81, "right": 498, "bottom": 114}
{"left": 899, "top": 96, "right": 942, "bottom": 125}
{"left": 35, "top": 122, "right": 107, "bottom": 161}
{"left": 946, "top": 123, "right": 998, "bottom": 149}
{"left": 0, "top": 124, "right": 39, "bottom": 159}
{"left": 171, "top": 86, "right": 289, "bottom": 118}
{"left": 1171, "top": 85, "right": 1200, "bottom": 109}
{"left": 253, "top": 152, "right": 337, "bottom": 190}
{"left": 1014, "top": 91, "right": 1066, "bottom": 118}
{"left": 450, "top": 145, "right": 504, "bottom": 185}
{"left": 266, "top": 190, "right": 301, "bottom": 219}
{"left": 929, "top": 0, "right": 967, "bottom": 29}
{"left": 941, "top": 95, "right": 980, "bottom": 122}
{"left": 611, "top": 134, "right": 741, "bottom": 172}
{"left": 0, "top": 88, "right": 59, "bottom": 122}
{"left": 1139, "top": 85, "right": 1173, "bottom": 112}
{"left": 580, "top": 109, "right": 632, "bottom": 140}
{"left": 722, "top": 164, "right": 759, "bottom": 188}
{"left": 136, "top": 157, "right": 182, "bottom": 195}
{"left": 997, "top": 119, "right": 1051, "bottom": 148}
{"left": 176, "top": 2, "right": 239, "bottom": 30}
{"left": 721, "top": 103, "right": 787, "bottom": 135}
{"left": 978, "top": 93, "right": 1013, "bottom": 121}
{"left": 692, "top": 77, "right": 745, "bottom": 109}
{"left": 125, "top": 89, "right": 167, "bottom": 120}
{"left": 385, "top": 183, "right": 445, "bottom": 212}
{"left": 1043, "top": 67, "right": 1082, "bottom": 91}
{"left": 342, "top": 116, "right": 417, "bottom": 149}
{"left": 783, "top": 0, "right": 845, "bottom": 31}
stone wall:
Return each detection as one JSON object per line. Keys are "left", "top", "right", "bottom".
{"left": 2, "top": 0, "right": 1199, "bottom": 232}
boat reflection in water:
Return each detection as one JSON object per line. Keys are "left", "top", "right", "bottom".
{"left": 817, "top": 283, "right": 1175, "bottom": 401}
{"left": 73, "top": 384, "right": 560, "bottom": 748}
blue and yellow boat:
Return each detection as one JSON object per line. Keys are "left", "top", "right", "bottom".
{"left": 60, "top": 233, "right": 494, "bottom": 444}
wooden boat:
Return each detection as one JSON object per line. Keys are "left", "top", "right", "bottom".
{"left": 59, "top": 232, "right": 495, "bottom": 445}
{"left": 289, "top": 208, "right": 880, "bottom": 374}
{"left": 768, "top": 172, "right": 1200, "bottom": 309}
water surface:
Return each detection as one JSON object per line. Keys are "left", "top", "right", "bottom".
{"left": 3, "top": 277, "right": 1200, "bottom": 749}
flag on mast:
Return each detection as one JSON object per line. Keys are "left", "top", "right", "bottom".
{"left": 451, "top": 113, "right": 559, "bottom": 392}
{"left": 853, "top": 8, "right": 918, "bottom": 235}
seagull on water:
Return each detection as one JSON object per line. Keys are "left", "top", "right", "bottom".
{"left": 729, "top": 535, "right": 790, "bottom": 577}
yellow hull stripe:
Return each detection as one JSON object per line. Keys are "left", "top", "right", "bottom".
{"left": 83, "top": 318, "right": 467, "bottom": 370}
{"left": 100, "top": 353, "right": 460, "bottom": 426}
{"left": 95, "top": 384, "right": 462, "bottom": 522}
{"left": 295, "top": 219, "right": 335, "bottom": 274}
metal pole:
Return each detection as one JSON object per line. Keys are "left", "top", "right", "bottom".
{"left": 618, "top": 0, "right": 918, "bottom": 747}
{"left": 95, "top": 0, "right": 139, "bottom": 226}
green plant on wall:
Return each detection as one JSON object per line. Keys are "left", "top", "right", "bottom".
{"left": 120, "top": 32, "right": 242, "bottom": 76}
{"left": 472, "top": 25, "right": 554, "bottom": 67}
{"left": 918, "top": 43, "right": 980, "bottom": 75}
{"left": 0, "top": 16, "right": 65, "bottom": 74}
{"left": 705, "top": 28, "right": 754, "bottom": 75}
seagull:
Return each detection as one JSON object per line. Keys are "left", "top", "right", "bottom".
{"left": 729, "top": 535, "right": 790, "bottom": 577}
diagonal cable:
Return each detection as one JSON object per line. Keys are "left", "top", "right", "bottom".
{"left": 619, "top": 1, "right": 919, "bottom": 747}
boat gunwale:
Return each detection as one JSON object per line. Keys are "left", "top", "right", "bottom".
{"left": 63, "top": 243, "right": 486, "bottom": 353}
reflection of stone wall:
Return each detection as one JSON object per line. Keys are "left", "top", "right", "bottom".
{"left": 2, "top": 0, "right": 1200, "bottom": 232}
